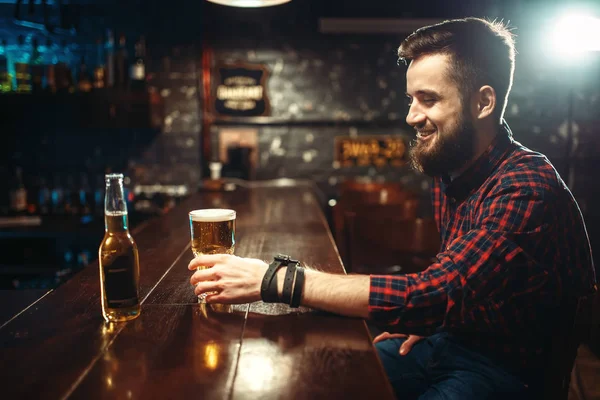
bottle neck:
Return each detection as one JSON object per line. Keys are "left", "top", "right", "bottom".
{"left": 104, "top": 175, "right": 128, "bottom": 233}
{"left": 105, "top": 211, "right": 128, "bottom": 233}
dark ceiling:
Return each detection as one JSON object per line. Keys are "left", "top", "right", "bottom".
{"left": 1, "top": 0, "right": 599, "bottom": 47}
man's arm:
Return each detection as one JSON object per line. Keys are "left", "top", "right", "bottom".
{"left": 189, "top": 174, "right": 557, "bottom": 334}
{"left": 276, "top": 268, "right": 371, "bottom": 318}
{"left": 188, "top": 255, "right": 371, "bottom": 318}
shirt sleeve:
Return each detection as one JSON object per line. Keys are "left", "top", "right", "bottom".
{"left": 368, "top": 179, "right": 558, "bottom": 336}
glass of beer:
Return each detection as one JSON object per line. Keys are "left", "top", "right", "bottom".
{"left": 189, "top": 209, "right": 236, "bottom": 304}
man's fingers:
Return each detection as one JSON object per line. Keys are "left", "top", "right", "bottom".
{"left": 399, "top": 335, "right": 424, "bottom": 356}
{"left": 190, "top": 267, "right": 221, "bottom": 286}
{"left": 373, "top": 332, "right": 407, "bottom": 344}
{"left": 205, "top": 293, "right": 229, "bottom": 304}
{"left": 193, "top": 280, "right": 222, "bottom": 297}
{"left": 188, "top": 254, "right": 230, "bottom": 271}
{"left": 373, "top": 332, "right": 390, "bottom": 344}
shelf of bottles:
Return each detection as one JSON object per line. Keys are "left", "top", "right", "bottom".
{"left": 0, "top": 166, "right": 126, "bottom": 290}
{"left": 0, "top": 3, "right": 168, "bottom": 290}
{"left": 0, "top": 165, "right": 193, "bottom": 290}
{"left": 1, "top": 169, "right": 192, "bottom": 222}
{"left": 0, "top": 28, "right": 148, "bottom": 96}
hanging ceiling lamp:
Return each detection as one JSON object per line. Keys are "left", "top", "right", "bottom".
{"left": 206, "top": 0, "right": 291, "bottom": 7}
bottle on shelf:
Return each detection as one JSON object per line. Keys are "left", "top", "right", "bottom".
{"left": 93, "top": 38, "right": 106, "bottom": 90}
{"left": 14, "top": 0, "right": 23, "bottom": 20}
{"left": 13, "top": 35, "right": 32, "bottom": 93}
{"left": 51, "top": 175, "right": 65, "bottom": 215}
{"left": 76, "top": 54, "right": 92, "bottom": 92}
{"left": 55, "top": 40, "right": 74, "bottom": 93}
{"left": 130, "top": 36, "right": 146, "bottom": 92}
{"left": 43, "top": 38, "right": 57, "bottom": 93}
{"left": 78, "top": 172, "right": 92, "bottom": 216}
{"left": 115, "top": 33, "right": 128, "bottom": 90}
{"left": 64, "top": 174, "right": 79, "bottom": 215}
{"left": 0, "top": 39, "right": 12, "bottom": 92}
{"left": 9, "top": 167, "right": 28, "bottom": 215}
{"left": 38, "top": 176, "right": 51, "bottom": 215}
{"left": 104, "top": 29, "right": 115, "bottom": 88}
{"left": 25, "top": 173, "right": 38, "bottom": 215}
{"left": 30, "top": 37, "right": 44, "bottom": 93}
{"left": 98, "top": 173, "right": 141, "bottom": 322}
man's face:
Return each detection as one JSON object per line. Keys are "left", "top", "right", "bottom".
{"left": 405, "top": 53, "right": 476, "bottom": 177}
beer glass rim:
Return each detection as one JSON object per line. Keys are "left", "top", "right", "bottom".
{"left": 189, "top": 208, "right": 236, "bottom": 222}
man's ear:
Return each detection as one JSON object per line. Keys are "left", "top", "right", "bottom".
{"left": 474, "top": 85, "right": 496, "bottom": 120}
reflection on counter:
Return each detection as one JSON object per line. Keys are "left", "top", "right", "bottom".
{"left": 97, "top": 321, "right": 148, "bottom": 399}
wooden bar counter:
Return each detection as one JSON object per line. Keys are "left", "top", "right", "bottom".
{"left": 0, "top": 181, "right": 394, "bottom": 400}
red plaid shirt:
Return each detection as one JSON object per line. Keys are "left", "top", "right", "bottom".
{"left": 369, "top": 122, "right": 596, "bottom": 380}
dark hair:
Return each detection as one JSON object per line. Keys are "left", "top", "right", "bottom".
{"left": 398, "top": 18, "right": 516, "bottom": 122}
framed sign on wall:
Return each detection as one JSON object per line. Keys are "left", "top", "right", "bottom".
{"left": 213, "top": 62, "right": 271, "bottom": 117}
{"left": 334, "top": 135, "right": 407, "bottom": 168}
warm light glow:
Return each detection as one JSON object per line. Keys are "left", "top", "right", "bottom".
{"left": 235, "top": 339, "right": 294, "bottom": 393}
{"left": 240, "top": 353, "right": 275, "bottom": 392}
{"left": 206, "top": 0, "right": 291, "bottom": 7}
{"left": 550, "top": 13, "right": 600, "bottom": 58}
{"left": 204, "top": 342, "right": 221, "bottom": 371}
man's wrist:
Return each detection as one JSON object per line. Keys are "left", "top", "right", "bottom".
{"left": 276, "top": 268, "right": 286, "bottom": 299}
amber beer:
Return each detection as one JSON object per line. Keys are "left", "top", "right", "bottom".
{"left": 189, "top": 209, "right": 236, "bottom": 303}
{"left": 98, "top": 174, "right": 141, "bottom": 322}
{"left": 190, "top": 209, "right": 236, "bottom": 258}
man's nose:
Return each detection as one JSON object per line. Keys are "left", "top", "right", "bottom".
{"left": 406, "top": 104, "right": 426, "bottom": 127}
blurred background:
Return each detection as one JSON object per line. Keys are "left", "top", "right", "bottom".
{"left": 1, "top": 1, "right": 599, "bottom": 397}
{"left": 0, "top": 0, "right": 598, "bottom": 292}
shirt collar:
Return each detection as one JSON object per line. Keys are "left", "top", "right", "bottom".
{"left": 442, "top": 121, "right": 515, "bottom": 201}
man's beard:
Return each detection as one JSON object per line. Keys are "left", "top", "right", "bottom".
{"left": 409, "top": 114, "right": 476, "bottom": 178}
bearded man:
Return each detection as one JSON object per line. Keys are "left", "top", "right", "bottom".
{"left": 189, "top": 18, "right": 597, "bottom": 400}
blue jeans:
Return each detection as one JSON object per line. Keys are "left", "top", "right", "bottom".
{"left": 375, "top": 333, "right": 529, "bottom": 400}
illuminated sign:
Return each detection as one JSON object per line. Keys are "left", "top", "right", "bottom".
{"left": 334, "top": 135, "right": 407, "bottom": 168}
{"left": 214, "top": 63, "right": 270, "bottom": 117}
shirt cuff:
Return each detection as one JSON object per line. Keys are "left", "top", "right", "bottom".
{"left": 368, "top": 274, "right": 409, "bottom": 324}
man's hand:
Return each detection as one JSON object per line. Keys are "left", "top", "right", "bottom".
{"left": 373, "top": 332, "right": 424, "bottom": 355}
{"left": 189, "top": 255, "right": 372, "bottom": 318}
{"left": 188, "top": 254, "right": 268, "bottom": 304}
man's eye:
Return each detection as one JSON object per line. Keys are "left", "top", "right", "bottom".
{"left": 423, "top": 98, "right": 436, "bottom": 103}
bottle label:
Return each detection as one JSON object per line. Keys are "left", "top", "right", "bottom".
{"left": 103, "top": 253, "right": 139, "bottom": 308}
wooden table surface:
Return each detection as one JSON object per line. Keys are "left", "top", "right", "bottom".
{"left": 0, "top": 182, "right": 394, "bottom": 400}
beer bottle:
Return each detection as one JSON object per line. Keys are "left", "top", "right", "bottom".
{"left": 98, "top": 173, "right": 140, "bottom": 322}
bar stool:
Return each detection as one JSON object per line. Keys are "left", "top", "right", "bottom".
{"left": 332, "top": 181, "right": 419, "bottom": 266}
{"left": 344, "top": 212, "right": 440, "bottom": 275}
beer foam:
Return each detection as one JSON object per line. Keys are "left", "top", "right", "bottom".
{"left": 189, "top": 209, "right": 236, "bottom": 222}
